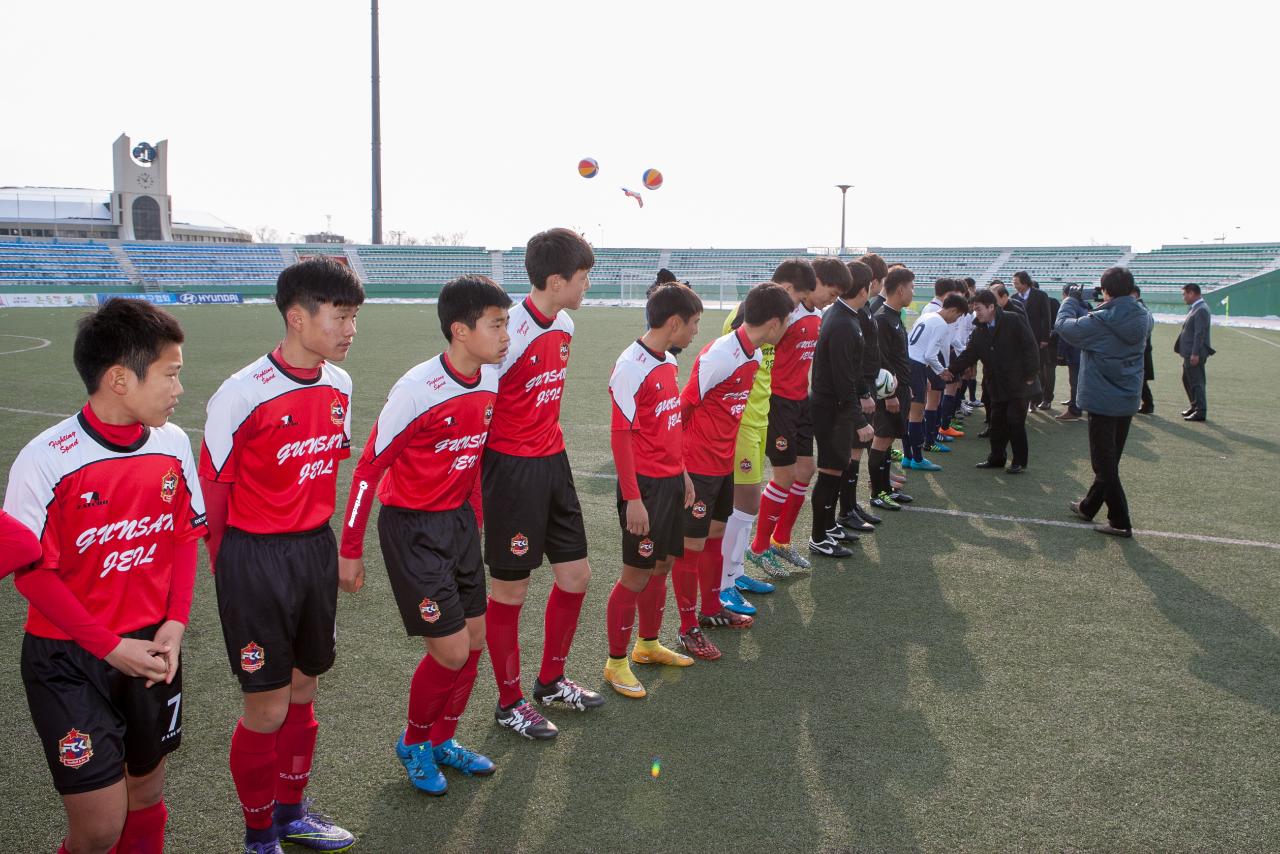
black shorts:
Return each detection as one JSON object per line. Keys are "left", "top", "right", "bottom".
{"left": 683, "top": 472, "right": 735, "bottom": 540}
{"left": 909, "top": 360, "right": 945, "bottom": 401}
{"left": 811, "top": 399, "right": 855, "bottom": 470}
{"left": 617, "top": 473, "right": 685, "bottom": 569}
{"left": 215, "top": 525, "right": 338, "bottom": 693}
{"left": 379, "top": 504, "right": 486, "bottom": 638}
{"left": 22, "top": 624, "right": 182, "bottom": 795}
{"left": 874, "top": 388, "right": 910, "bottom": 439}
{"left": 482, "top": 448, "right": 589, "bottom": 580}
{"left": 766, "top": 395, "right": 814, "bottom": 466}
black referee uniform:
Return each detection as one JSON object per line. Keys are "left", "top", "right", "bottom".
{"left": 809, "top": 299, "right": 869, "bottom": 544}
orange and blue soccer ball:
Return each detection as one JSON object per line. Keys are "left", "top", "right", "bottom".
{"left": 579, "top": 158, "right": 599, "bottom": 178}
{"left": 642, "top": 168, "right": 663, "bottom": 190}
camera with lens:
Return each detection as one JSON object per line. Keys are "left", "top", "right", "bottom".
{"left": 1065, "top": 283, "right": 1103, "bottom": 302}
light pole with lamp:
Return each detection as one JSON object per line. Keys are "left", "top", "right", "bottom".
{"left": 836, "top": 184, "right": 853, "bottom": 255}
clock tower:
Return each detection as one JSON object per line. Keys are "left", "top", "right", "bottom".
{"left": 111, "top": 133, "right": 173, "bottom": 241}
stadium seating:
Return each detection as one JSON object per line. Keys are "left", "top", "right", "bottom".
{"left": 124, "top": 242, "right": 285, "bottom": 287}
{"left": 0, "top": 240, "right": 129, "bottom": 287}
{"left": 1125, "top": 243, "right": 1280, "bottom": 295}
{"left": 992, "top": 246, "right": 1129, "bottom": 288}
{"left": 358, "top": 245, "right": 491, "bottom": 296}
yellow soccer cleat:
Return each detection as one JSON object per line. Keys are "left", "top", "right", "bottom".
{"left": 603, "top": 658, "right": 647, "bottom": 698}
{"left": 630, "top": 638, "right": 694, "bottom": 667}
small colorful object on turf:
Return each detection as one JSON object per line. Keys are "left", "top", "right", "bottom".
{"left": 578, "top": 158, "right": 599, "bottom": 178}
{"left": 642, "top": 168, "right": 663, "bottom": 190}
{"left": 651, "top": 758, "right": 661, "bottom": 778}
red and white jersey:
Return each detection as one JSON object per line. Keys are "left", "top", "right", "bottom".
{"left": 3, "top": 412, "right": 206, "bottom": 640}
{"left": 609, "top": 340, "right": 682, "bottom": 478}
{"left": 358, "top": 354, "right": 497, "bottom": 511}
{"left": 770, "top": 302, "right": 821, "bottom": 401}
{"left": 199, "top": 352, "right": 352, "bottom": 534}
{"left": 681, "top": 327, "right": 762, "bottom": 476}
{"left": 484, "top": 298, "right": 572, "bottom": 458}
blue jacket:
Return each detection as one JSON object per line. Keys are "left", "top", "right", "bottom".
{"left": 1054, "top": 295, "right": 1154, "bottom": 417}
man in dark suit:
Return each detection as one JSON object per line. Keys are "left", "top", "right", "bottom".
{"left": 1175, "top": 283, "right": 1213, "bottom": 421}
{"left": 1041, "top": 288, "right": 1061, "bottom": 410}
{"left": 943, "top": 290, "right": 1041, "bottom": 473}
{"left": 1012, "top": 271, "right": 1052, "bottom": 409}
{"left": 1133, "top": 286, "right": 1155, "bottom": 414}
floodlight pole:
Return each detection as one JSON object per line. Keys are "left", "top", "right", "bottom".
{"left": 836, "top": 184, "right": 853, "bottom": 255}
{"left": 371, "top": 0, "right": 383, "bottom": 245}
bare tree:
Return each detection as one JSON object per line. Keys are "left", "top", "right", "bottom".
{"left": 254, "top": 225, "right": 281, "bottom": 243}
{"left": 425, "top": 231, "right": 469, "bottom": 246}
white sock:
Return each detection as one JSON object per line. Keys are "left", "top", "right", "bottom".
{"left": 721, "top": 508, "right": 755, "bottom": 589}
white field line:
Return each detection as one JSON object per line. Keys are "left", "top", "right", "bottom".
{"left": 0, "top": 334, "right": 52, "bottom": 356}
{"left": 0, "top": 406, "right": 203, "bottom": 433}
{"left": 1232, "top": 328, "right": 1280, "bottom": 349}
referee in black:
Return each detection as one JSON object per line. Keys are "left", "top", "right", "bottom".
{"left": 808, "top": 259, "right": 875, "bottom": 558}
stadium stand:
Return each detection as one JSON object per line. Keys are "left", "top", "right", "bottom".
{"left": 357, "top": 245, "right": 491, "bottom": 295}
{"left": 991, "top": 246, "right": 1129, "bottom": 288}
{"left": 123, "top": 242, "right": 285, "bottom": 290}
{"left": 1125, "top": 243, "right": 1280, "bottom": 295}
{"left": 0, "top": 240, "right": 129, "bottom": 288}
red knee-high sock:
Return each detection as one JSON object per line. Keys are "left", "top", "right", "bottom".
{"left": 405, "top": 654, "right": 462, "bottom": 745}
{"left": 428, "top": 648, "right": 481, "bottom": 746}
{"left": 115, "top": 799, "right": 167, "bottom": 854}
{"left": 606, "top": 581, "right": 640, "bottom": 658}
{"left": 637, "top": 574, "right": 668, "bottom": 640}
{"left": 672, "top": 550, "right": 701, "bottom": 633}
{"left": 274, "top": 702, "right": 318, "bottom": 806}
{"left": 753, "top": 481, "right": 790, "bottom": 553}
{"left": 539, "top": 584, "right": 587, "bottom": 685}
{"left": 486, "top": 597, "right": 524, "bottom": 707}
{"left": 771, "top": 478, "right": 810, "bottom": 545}
{"left": 230, "top": 720, "right": 279, "bottom": 831}
{"left": 698, "top": 536, "right": 724, "bottom": 617}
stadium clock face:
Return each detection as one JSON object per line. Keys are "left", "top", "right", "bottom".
{"left": 136, "top": 171, "right": 155, "bottom": 190}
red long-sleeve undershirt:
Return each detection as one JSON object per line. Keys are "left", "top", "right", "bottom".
{"left": 611, "top": 429, "right": 641, "bottom": 502}
{"left": 0, "top": 511, "right": 41, "bottom": 580}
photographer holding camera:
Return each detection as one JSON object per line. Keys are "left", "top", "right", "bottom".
{"left": 1054, "top": 267, "right": 1154, "bottom": 537}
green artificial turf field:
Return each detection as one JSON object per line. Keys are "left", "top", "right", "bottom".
{"left": 1, "top": 305, "right": 1278, "bottom": 852}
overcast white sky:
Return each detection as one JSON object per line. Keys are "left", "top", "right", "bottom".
{"left": 4, "top": 1, "right": 1277, "bottom": 251}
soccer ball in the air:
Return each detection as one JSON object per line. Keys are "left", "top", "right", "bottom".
{"left": 875, "top": 368, "right": 898, "bottom": 399}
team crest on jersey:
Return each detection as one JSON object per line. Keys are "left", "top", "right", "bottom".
{"left": 330, "top": 400, "right": 346, "bottom": 426}
{"left": 559, "top": 341, "right": 570, "bottom": 362}
{"left": 419, "top": 598, "right": 441, "bottom": 623}
{"left": 160, "top": 469, "right": 179, "bottom": 504}
{"left": 484, "top": 403, "right": 494, "bottom": 425}
{"left": 77, "top": 491, "right": 108, "bottom": 510}
{"left": 279, "top": 414, "right": 297, "bottom": 427}
{"left": 775, "top": 436, "right": 788, "bottom": 452}
{"left": 510, "top": 532, "right": 530, "bottom": 557}
{"left": 240, "top": 642, "right": 265, "bottom": 673}
{"left": 692, "top": 501, "right": 707, "bottom": 520}
{"left": 740, "top": 457, "right": 753, "bottom": 472}
{"left": 58, "top": 729, "right": 93, "bottom": 768}
{"left": 638, "top": 538, "right": 655, "bottom": 558}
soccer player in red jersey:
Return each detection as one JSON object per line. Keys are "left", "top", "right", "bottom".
{"left": 199, "top": 258, "right": 363, "bottom": 854}
{"left": 482, "top": 228, "right": 603, "bottom": 740}
{"left": 749, "top": 259, "right": 843, "bottom": 573}
{"left": 602, "top": 284, "right": 704, "bottom": 698}
{"left": 339, "top": 276, "right": 511, "bottom": 793}
{"left": 4, "top": 299, "right": 204, "bottom": 854}
{"left": 671, "top": 284, "right": 793, "bottom": 660}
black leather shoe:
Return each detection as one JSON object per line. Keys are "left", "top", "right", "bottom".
{"left": 853, "top": 504, "right": 882, "bottom": 526}
{"left": 1037, "top": 401, "right": 1052, "bottom": 410}
{"left": 836, "top": 513, "right": 875, "bottom": 533}
{"left": 974, "top": 460, "right": 1005, "bottom": 469}
{"left": 1006, "top": 464, "right": 1026, "bottom": 474}
{"left": 977, "top": 428, "right": 991, "bottom": 439}
{"left": 1184, "top": 412, "right": 1205, "bottom": 422}
{"left": 1181, "top": 406, "right": 1196, "bottom": 417}
{"left": 1137, "top": 404, "right": 1154, "bottom": 415}
{"left": 1094, "top": 524, "right": 1133, "bottom": 538}
{"left": 1069, "top": 500, "right": 1090, "bottom": 520}
{"left": 890, "top": 491, "right": 914, "bottom": 504}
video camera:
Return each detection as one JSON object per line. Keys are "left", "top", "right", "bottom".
{"left": 1065, "top": 283, "right": 1103, "bottom": 302}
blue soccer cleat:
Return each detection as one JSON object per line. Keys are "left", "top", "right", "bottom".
{"left": 735, "top": 575, "right": 775, "bottom": 595}
{"left": 927, "top": 442, "right": 951, "bottom": 453}
{"left": 899, "top": 458, "right": 916, "bottom": 470}
{"left": 719, "top": 586, "right": 756, "bottom": 616}
{"left": 397, "top": 732, "right": 448, "bottom": 795}
{"left": 915, "top": 458, "right": 943, "bottom": 472}
{"left": 273, "top": 798, "right": 354, "bottom": 851}
{"left": 433, "top": 739, "right": 496, "bottom": 776}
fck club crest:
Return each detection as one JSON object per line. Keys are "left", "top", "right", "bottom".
{"left": 160, "top": 468, "right": 179, "bottom": 504}
{"left": 419, "top": 598, "right": 441, "bottom": 623}
{"left": 638, "top": 538, "right": 655, "bottom": 558}
{"left": 691, "top": 501, "right": 707, "bottom": 520}
{"left": 330, "top": 400, "right": 346, "bottom": 426}
{"left": 240, "top": 642, "right": 265, "bottom": 673}
{"left": 58, "top": 729, "right": 93, "bottom": 768}
{"left": 559, "top": 341, "right": 570, "bottom": 362}
{"left": 775, "top": 436, "right": 788, "bottom": 452}
{"left": 739, "top": 457, "right": 753, "bottom": 472}
{"left": 484, "top": 403, "right": 494, "bottom": 425}
{"left": 510, "top": 532, "right": 530, "bottom": 557}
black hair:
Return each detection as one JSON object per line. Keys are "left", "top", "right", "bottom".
{"left": 275, "top": 256, "right": 365, "bottom": 317}
{"left": 438, "top": 275, "right": 512, "bottom": 341}
{"left": 845, "top": 260, "right": 873, "bottom": 298}
{"left": 942, "top": 293, "right": 970, "bottom": 313}
{"left": 1182, "top": 282, "right": 1202, "bottom": 296}
{"left": 772, "top": 258, "right": 817, "bottom": 292}
{"left": 884, "top": 266, "right": 916, "bottom": 296}
{"left": 742, "top": 283, "right": 794, "bottom": 326}
{"left": 990, "top": 283, "right": 1009, "bottom": 299}
{"left": 1012, "top": 271, "right": 1033, "bottom": 288}
{"left": 858, "top": 253, "right": 888, "bottom": 281}
{"left": 525, "top": 227, "right": 595, "bottom": 290}
{"left": 1099, "top": 266, "right": 1135, "bottom": 298}
{"left": 654, "top": 268, "right": 678, "bottom": 285}
{"left": 973, "top": 290, "right": 998, "bottom": 307}
{"left": 1133, "top": 285, "right": 1142, "bottom": 297}
{"left": 964, "top": 277, "right": 976, "bottom": 288}
{"left": 934, "top": 277, "right": 956, "bottom": 297}
{"left": 646, "top": 283, "right": 704, "bottom": 328}
{"left": 811, "top": 257, "right": 853, "bottom": 293}
{"left": 74, "top": 298, "right": 185, "bottom": 394}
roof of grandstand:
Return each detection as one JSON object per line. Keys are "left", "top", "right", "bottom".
{"left": 0, "top": 186, "right": 244, "bottom": 233}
